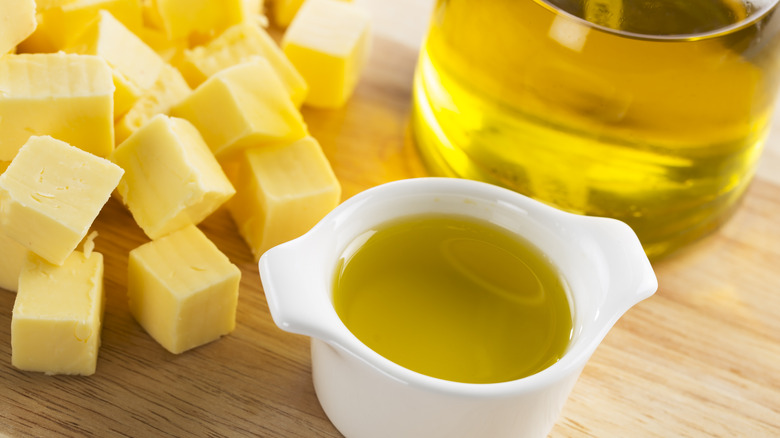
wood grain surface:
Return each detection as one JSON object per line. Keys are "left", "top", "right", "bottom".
{"left": 2, "top": 1, "right": 779, "bottom": 437}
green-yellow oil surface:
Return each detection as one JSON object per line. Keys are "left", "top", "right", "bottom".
{"left": 412, "top": 0, "right": 780, "bottom": 259}
{"left": 332, "top": 214, "right": 573, "bottom": 384}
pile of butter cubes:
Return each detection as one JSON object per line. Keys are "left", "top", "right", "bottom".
{"left": 0, "top": 0, "right": 372, "bottom": 376}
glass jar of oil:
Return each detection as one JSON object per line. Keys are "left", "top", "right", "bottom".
{"left": 411, "top": 0, "right": 780, "bottom": 259}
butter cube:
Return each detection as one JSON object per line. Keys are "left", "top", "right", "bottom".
{"left": 271, "top": 0, "right": 305, "bottom": 28}
{"left": 111, "top": 115, "right": 235, "bottom": 240}
{"left": 12, "top": 249, "right": 105, "bottom": 375}
{"left": 271, "top": 0, "right": 351, "bottom": 28}
{"left": 1, "top": 161, "right": 31, "bottom": 292}
{"left": 18, "top": 0, "right": 143, "bottom": 53}
{"left": 243, "top": 0, "right": 264, "bottom": 16}
{"left": 226, "top": 136, "right": 340, "bottom": 260}
{"left": 115, "top": 64, "right": 192, "bottom": 144}
{"left": 128, "top": 225, "right": 240, "bottom": 354}
{"left": 171, "top": 59, "right": 307, "bottom": 158}
{"left": 272, "top": 0, "right": 353, "bottom": 28}
{"left": 0, "top": 229, "right": 29, "bottom": 292}
{"left": 281, "top": 0, "right": 370, "bottom": 108}
{"left": 135, "top": 26, "right": 187, "bottom": 63}
{"left": 0, "top": 53, "right": 115, "bottom": 161}
{"left": 0, "top": 161, "right": 29, "bottom": 292}
{"left": 66, "top": 10, "right": 166, "bottom": 118}
{"left": 147, "top": 0, "right": 244, "bottom": 42}
{"left": 0, "top": 136, "right": 124, "bottom": 265}
{"left": 35, "top": 0, "right": 80, "bottom": 11}
{"left": 0, "top": 0, "right": 37, "bottom": 55}
{"left": 177, "top": 21, "right": 307, "bottom": 107}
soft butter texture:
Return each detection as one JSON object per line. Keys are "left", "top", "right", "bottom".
{"left": 177, "top": 21, "right": 307, "bottom": 106}
{"left": 226, "top": 136, "right": 341, "bottom": 261}
{"left": 127, "top": 225, "right": 241, "bottom": 354}
{"left": 115, "top": 64, "right": 192, "bottom": 144}
{"left": 0, "top": 136, "right": 124, "bottom": 266}
{"left": 0, "top": 53, "right": 115, "bottom": 161}
{"left": 12, "top": 250, "right": 105, "bottom": 376}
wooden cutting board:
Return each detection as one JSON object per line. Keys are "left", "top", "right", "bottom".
{"left": 2, "top": 1, "right": 779, "bottom": 436}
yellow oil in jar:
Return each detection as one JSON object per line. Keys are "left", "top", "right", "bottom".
{"left": 411, "top": 0, "right": 780, "bottom": 259}
{"left": 332, "top": 214, "right": 573, "bottom": 384}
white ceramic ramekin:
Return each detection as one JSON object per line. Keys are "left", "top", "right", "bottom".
{"left": 259, "top": 177, "right": 657, "bottom": 438}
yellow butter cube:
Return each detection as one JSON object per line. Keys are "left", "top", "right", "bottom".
{"left": 273, "top": 0, "right": 356, "bottom": 29}
{"left": 226, "top": 136, "right": 341, "bottom": 260}
{"left": 0, "top": 53, "right": 115, "bottom": 161}
{"left": 18, "top": 0, "right": 142, "bottom": 53}
{"left": 282, "top": 0, "right": 370, "bottom": 108}
{"left": 112, "top": 115, "right": 235, "bottom": 240}
{"left": 270, "top": 0, "right": 304, "bottom": 28}
{"left": 0, "top": 229, "right": 29, "bottom": 292}
{"left": 177, "top": 21, "right": 307, "bottom": 107}
{"left": 1, "top": 160, "right": 28, "bottom": 292}
{"left": 0, "top": 0, "right": 37, "bottom": 55}
{"left": 66, "top": 10, "right": 166, "bottom": 118}
{"left": 0, "top": 136, "right": 124, "bottom": 266}
{"left": 128, "top": 224, "right": 240, "bottom": 354}
{"left": 171, "top": 59, "right": 307, "bottom": 158}
{"left": 135, "top": 25, "right": 187, "bottom": 62}
{"left": 34, "top": 0, "right": 79, "bottom": 11}
{"left": 147, "top": 0, "right": 244, "bottom": 42}
{"left": 243, "top": 0, "right": 264, "bottom": 16}
{"left": 271, "top": 0, "right": 351, "bottom": 28}
{"left": 0, "top": 162, "right": 23, "bottom": 291}
{"left": 15, "top": 13, "right": 52, "bottom": 54}
{"left": 12, "top": 249, "right": 105, "bottom": 375}
{"left": 115, "top": 64, "right": 192, "bottom": 144}
{"left": 140, "top": 0, "right": 164, "bottom": 28}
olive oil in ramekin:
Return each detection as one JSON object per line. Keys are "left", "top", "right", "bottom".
{"left": 332, "top": 214, "right": 573, "bottom": 384}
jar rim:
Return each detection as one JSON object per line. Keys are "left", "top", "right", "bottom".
{"left": 534, "top": 0, "right": 780, "bottom": 41}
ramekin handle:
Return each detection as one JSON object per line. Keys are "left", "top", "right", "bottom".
{"left": 259, "top": 238, "right": 338, "bottom": 340}
{"left": 576, "top": 216, "right": 658, "bottom": 317}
